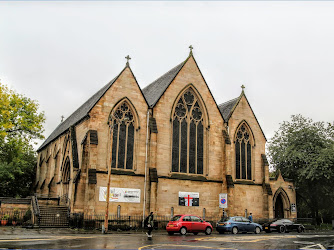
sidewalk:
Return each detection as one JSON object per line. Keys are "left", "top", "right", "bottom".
{"left": 0, "top": 227, "right": 170, "bottom": 240}
{"left": 1, "top": 226, "right": 333, "bottom": 241}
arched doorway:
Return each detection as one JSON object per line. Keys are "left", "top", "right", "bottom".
{"left": 275, "top": 194, "right": 284, "bottom": 218}
{"left": 273, "top": 188, "right": 290, "bottom": 218}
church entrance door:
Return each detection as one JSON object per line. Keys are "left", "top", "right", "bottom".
{"left": 275, "top": 194, "right": 284, "bottom": 218}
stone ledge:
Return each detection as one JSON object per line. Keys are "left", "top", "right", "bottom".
{"left": 96, "top": 169, "right": 144, "bottom": 177}
{"left": 234, "top": 180, "right": 262, "bottom": 186}
{"left": 159, "top": 174, "right": 223, "bottom": 183}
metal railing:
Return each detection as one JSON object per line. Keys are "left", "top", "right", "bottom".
{"left": 68, "top": 214, "right": 223, "bottom": 231}
{"left": 59, "top": 194, "right": 70, "bottom": 207}
{"left": 68, "top": 214, "right": 316, "bottom": 231}
{"left": 31, "top": 194, "right": 40, "bottom": 226}
{"left": 58, "top": 194, "right": 71, "bottom": 218}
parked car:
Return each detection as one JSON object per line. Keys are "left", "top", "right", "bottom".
{"left": 216, "top": 216, "right": 262, "bottom": 234}
{"left": 166, "top": 214, "right": 213, "bottom": 235}
{"left": 262, "top": 219, "right": 305, "bottom": 233}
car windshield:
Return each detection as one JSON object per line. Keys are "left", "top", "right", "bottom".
{"left": 219, "top": 217, "right": 230, "bottom": 222}
{"left": 170, "top": 215, "right": 182, "bottom": 221}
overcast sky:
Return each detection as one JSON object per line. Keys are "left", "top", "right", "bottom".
{"left": 1, "top": 1, "right": 334, "bottom": 149}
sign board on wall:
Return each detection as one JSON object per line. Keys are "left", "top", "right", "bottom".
{"left": 99, "top": 187, "right": 140, "bottom": 203}
{"left": 179, "top": 192, "right": 199, "bottom": 206}
{"left": 291, "top": 203, "right": 296, "bottom": 212}
{"left": 219, "top": 193, "right": 228, "bottom": 208}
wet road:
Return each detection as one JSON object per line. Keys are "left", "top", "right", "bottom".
{"left": 0, "top": 229, "right": 334, "bottom": 249}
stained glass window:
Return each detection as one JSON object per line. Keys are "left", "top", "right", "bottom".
{"left": 235, "top": 124, "right": 252, "bottom": 180}
{"left": 172, "top": 88, "right": 205, "bottom": 174}
{"left": 110, "top": 101, "right": 135, "bottom": 170}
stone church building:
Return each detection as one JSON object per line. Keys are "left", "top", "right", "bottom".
{"left": 36, "top": 50, "right": 296, "bottom": 220}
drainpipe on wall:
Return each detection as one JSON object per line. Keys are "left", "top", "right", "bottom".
{"left": 142, "top": 109, "right": 150, "bottom": 227}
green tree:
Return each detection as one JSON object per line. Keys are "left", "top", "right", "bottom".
{"left": 0, "top": 82, "right": 45, "bottom": 197}
{"left": 268, "top": 115, "right": 334, "bottom": 223}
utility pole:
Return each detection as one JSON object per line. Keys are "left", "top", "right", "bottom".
{"left": 103, "top": 124, "right": 112, "bottom": 233}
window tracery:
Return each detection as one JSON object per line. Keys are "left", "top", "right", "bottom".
{"left": 172, "top": 88, "right": 204, "bottom": 174}
{"left": 235, "top": 124, "right": 252, "bottom": 180}
{"left": 110, "top": 101, "right": 135, "bottom": 170}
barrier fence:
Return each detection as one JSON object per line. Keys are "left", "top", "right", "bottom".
{"left": 68, "top": 214, "right": 315, "bottom": 231}
{"left": 0, "top": 209, "right": 317, "bottom": 230}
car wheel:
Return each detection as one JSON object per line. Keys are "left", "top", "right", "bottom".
{"left": 279, "top": 226, "right": 286, "bottom": 233}
{"left": 168, "top": 232, "right": 174, "bottom": 235}
{"left": 232, "top": 227, "right": 238, "bottom": 234}
{"left": 297, "top": 226, "right": 303, "bottom": 233}
{"left": 180, "top": 227, "right": 187, "bottom": 235}
{"left": 255, "top": 227, "right": 261, "bottom": 234}
{"left": 205, "top": 227, "right": 212, "bottom": 235}
{"left": 193, "top": 232, "right": 198, "bottom": 235}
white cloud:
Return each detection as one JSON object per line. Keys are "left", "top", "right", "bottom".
{"left": 1, "top": 1, "right": 333, "bottom": 148}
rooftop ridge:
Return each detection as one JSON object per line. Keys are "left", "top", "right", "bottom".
{"left": 142, "top": 60, "right": 187, "bottom": 107}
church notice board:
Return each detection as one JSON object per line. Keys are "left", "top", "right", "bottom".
{"left": 179, "top": 192, "right": 199, "bottom": 206}
{"left": 99, "top": 187, "right": 140, "bottom": 203}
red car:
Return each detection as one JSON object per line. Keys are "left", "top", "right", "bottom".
{"left": 166, "top": 214, "right": 213, "bottom": 235}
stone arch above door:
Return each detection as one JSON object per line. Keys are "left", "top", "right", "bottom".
{"left": 273, "top": 187, "right": 291, "bottom": 218}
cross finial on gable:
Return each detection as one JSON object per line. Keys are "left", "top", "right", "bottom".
{"left": 241, "top": 85, "right": 245, "bottom": 92}
{"left": 125, "top": 55, "right": 131, "bottom": 66}
{"left": 61, "top": 115, "right": 64, "bottom": 122}
{"left": 189, "top": 45, "right": 193, "bottom": 55}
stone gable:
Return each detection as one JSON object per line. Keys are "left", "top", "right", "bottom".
{"left": 35, "top": 53, "right": 296, "bottom": 220}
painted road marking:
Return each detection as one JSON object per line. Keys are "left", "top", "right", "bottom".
{"left": 0, "top": 235, "right": 99, "bottom": 242}
{"left": 138, "top": 244, "right": 236, "bottom": 249}
{"left": 297, "top": 235, "right": 334, "bottom": 238}
{"left": 300, "top": 243, "right": 326, "bottom": 249}
{"left": 293, "top": 241, "right": 316, "bottom": 245}
{"left": 196, "top": 235, "right": 297, "bottom": 243}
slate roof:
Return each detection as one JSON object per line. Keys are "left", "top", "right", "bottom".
{"left": 218, "top": 97, "right": 239, "bottom": 121}
{"left": 37, "top": 70, "right": 122, "bottom": 152}
{"left": 142, "top": 61, "right": 185, "bottom": 107}
{"left": 38, "top": 55, "right": 264, "bottom": 152}
{"left": 218, "top": 93, "right": 267, "bottom": 141}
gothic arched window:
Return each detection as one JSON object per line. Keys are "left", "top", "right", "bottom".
{"left": 235, "top": 124, "right": 252, "bottom": 180}
{"left": 110, "top": 101, "right": 135, "bottom": 170}
{"left": 62, "top": 157, "right": 71, "bottom": 184}
{"left": 172, "top": 88, "right": 204, "bottom": 174}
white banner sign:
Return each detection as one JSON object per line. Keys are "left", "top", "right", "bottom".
{"left": 219, "top": 193, "right": 228, "bottom": 208}
{"left": 179, "top": 192, "right": 199, "bottom": 206}
{"left": 99, "top": 187, "right": 140, "bottom": 203}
